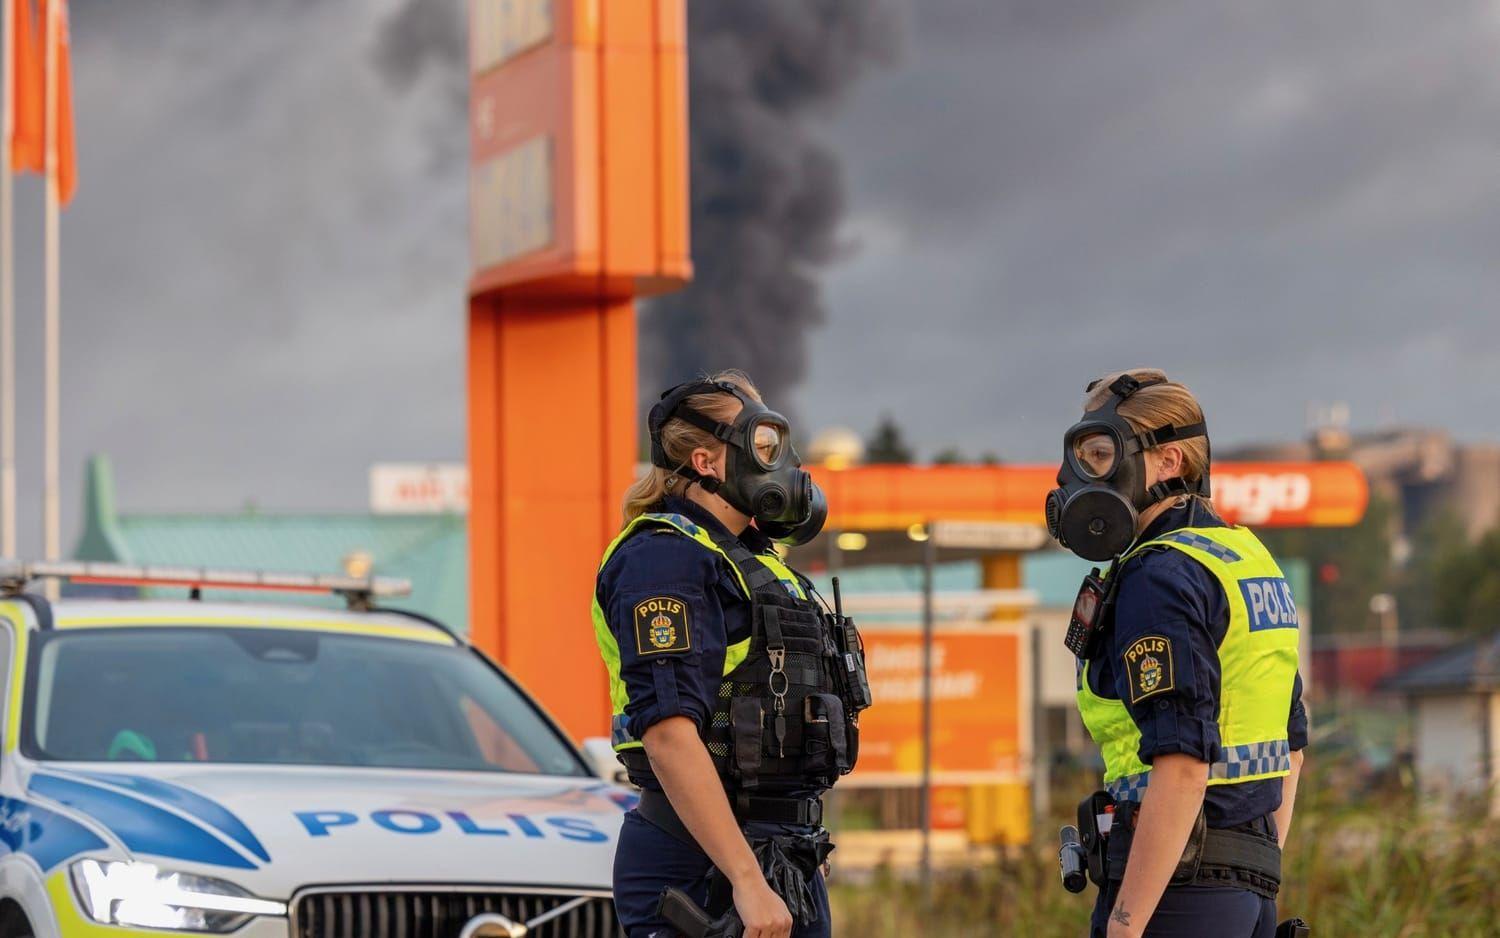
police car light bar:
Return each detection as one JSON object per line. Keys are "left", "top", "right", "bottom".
{"left": 0, "top": 560, "right": 412, "bottom": 607}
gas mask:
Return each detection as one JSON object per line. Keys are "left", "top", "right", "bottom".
{"left": 648, "top": 381, "right": 828, "bottom": 546}
{"left": 1044, "top": 374, "right": 1210, "bottom": 562}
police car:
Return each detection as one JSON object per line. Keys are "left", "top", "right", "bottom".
{"left": 0, "top": 562, "right": 632, "bottom": 938}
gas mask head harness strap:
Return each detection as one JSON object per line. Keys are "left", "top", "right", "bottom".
{"left": 648, "top": 380, "right": 828, "bottom": 546}
{"left": 1045, "top": 373, "right": 1210, "bottom": 563}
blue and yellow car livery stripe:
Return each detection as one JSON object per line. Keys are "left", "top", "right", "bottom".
{"left": 28, "top": 773, "right": 266, "bottom": 870}
{"left": 68, "top": 771, "right": 270, "bottom": 863}
{"left": 0, "top": 796, "right": 109, "bottom": 871}
{"left": 7, "top": 771, "right": 269, "bottom": 874}
{"left": 0, "top": 773, "right": 278, "bottom": 935}
{"left": 2, "top": 600, "right": 30, "bottom": 754}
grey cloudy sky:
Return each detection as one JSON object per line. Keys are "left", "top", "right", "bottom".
{"left": 13, "top": 0, "right": 470, "bottom": 551}
{"left": 804, "top": 0, "right": 1500, "bottom": 459}
{"left": 8, "top": 0, "right": 1500, "bottom": 551}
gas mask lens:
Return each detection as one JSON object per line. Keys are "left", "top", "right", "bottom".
{"left": 752, "top": 421, "right": 787, "bottom": 469}
{"left": 1071, "top": 432, "right": 1118, "bottom": 479}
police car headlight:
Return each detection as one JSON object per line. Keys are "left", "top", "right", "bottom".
{"left": 70, "top": 859, "right": 287, "bottom": 932}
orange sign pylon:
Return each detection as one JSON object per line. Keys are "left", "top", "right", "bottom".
{"left": 467, "top": 1, "right": 691, "bottom": 740}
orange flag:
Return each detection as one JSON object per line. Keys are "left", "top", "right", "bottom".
{"left": 43, "top": 0, "right": 74, "bottom": 203}
{"left": 9, "top": 0, "right": 45, "bottom": 174}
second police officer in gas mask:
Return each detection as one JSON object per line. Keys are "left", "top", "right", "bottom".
{"left": 1048, "top": 370, "right": 1309, "bottom": 938}
{"left": 591, "top": 371, "right": 872, "bottom": 938}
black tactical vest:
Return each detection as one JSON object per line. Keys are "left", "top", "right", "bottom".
{"left": 618, "top": 522, "right": 871, "bottom": 795}
{"left": 699, "top": 527, "right": 867, "bottom": 794}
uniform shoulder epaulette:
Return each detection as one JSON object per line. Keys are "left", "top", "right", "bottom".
{"left": 1117, "top": 542, "right": 1173, "bottom": 580}
{"left": 1124, "top": 541, "right": 1173, "bottom": 563}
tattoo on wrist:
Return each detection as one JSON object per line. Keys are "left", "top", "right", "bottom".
{"left": 1111, "top": 906, "right": 1132, "bottom": 926}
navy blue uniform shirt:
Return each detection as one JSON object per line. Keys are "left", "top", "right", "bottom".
{"left": 1086, "top": 499, "right": 1308, "bottom": 828}
{"left": 595, "top": 496, "right": 773, "bottom": 791}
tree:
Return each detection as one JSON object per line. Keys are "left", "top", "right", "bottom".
{"left": 932, "top": 447, "right": 966, "bottom": 465}
{"left": 1427, "top": 524, "right": 1500, "bottom": 635}
{"left": 1396, "top": 509, "right": 1468, "bottom": 631}
{"left": 1260, "top": 495, "right": 1397, "bottom": 633}
{"left": 865, "top": 414, "right": 914, "bottom": 464}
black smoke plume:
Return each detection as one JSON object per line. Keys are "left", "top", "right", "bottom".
{"left": 373, "top": 0, "right": 466, "bottom": 94}
{"left": 643, "top": 0, "right": 899, "bottom": 416}
{"left": 365, "top": 0, "right": 899, "bottom": 416}
{"left": 372, "top": 0, "right": 469, "bottom": 169}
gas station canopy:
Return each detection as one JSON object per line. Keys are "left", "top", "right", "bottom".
{"left": 809, "top": 461, "right": 1367, "bottom": 531}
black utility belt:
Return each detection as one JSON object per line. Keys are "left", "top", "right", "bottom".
{"left": 619, "top": 749, "right": 825, "bottom": 800}
{"left": 636, "top": 787, "right": 824, "bottom": 848}
{"left": 1079, "top": 791, "right": 1282, "bottom": 900}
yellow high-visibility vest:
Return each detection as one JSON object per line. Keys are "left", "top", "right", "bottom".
{"left": 591, "top": 512, "right": 806, "bottom": 751}
{"left": 1077, "top": 525, "right": 1300, "bottom": 801}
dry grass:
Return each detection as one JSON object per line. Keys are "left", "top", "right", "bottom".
{"left": 828, "top": 761, "right": 1499, "bottom": 936}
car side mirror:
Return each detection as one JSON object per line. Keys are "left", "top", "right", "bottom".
{"left": 580, "top": 736, "right": 630, "bottom": 785}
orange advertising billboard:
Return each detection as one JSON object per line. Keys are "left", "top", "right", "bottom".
{"left": 810, "top": 461, "right": 1368, "bottom": 531}
{"left": 847, "top": 626, "right": 1031, "bottom": 786}
{"left": 468, "top": 0, "right": 690, "bottom": 297}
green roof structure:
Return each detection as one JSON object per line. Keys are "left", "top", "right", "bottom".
{"left": 71, "top": 455, "right": 469, "bottom": 632}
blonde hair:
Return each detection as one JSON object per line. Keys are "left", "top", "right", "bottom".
{"left": 622, "top": 369, "right": 764, "bottom": 525}
{"left": 1084, "top": 368, "right": 1214, "bottom": 508}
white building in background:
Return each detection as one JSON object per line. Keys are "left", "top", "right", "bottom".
{"left": 369, "top": 463, "right": 470, "bottom": 514}
{"left": 1387, "top": 634, "right": 1500, "bottom": 818}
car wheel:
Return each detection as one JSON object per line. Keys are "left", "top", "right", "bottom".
{"left": 0, "top": 903, "right": 34, "bottom": 938}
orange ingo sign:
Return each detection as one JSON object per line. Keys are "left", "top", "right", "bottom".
{"left": 848, "top": 628, "right": 1030, "bottom": 786}
{"left": 810, "top": 462, "right": 1367, "bottom": 531}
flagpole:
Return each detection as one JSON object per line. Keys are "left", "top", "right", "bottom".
{"left": 1, "top": 0, "right": 17, "bottom": 562}
{"left": 42, "top": 0, "right": 59, "bottom": 593}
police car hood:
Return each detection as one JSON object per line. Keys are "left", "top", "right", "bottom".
{"left": 26, "top": 762, "right": 633, "bottom": 899}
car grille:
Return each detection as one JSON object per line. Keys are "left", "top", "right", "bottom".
{"left": 291, "top": 888, "right": 623, "bottom": 938}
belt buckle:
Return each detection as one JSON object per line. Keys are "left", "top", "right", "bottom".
{"left": 806, "top": 798, "right": 824, "bottom": 827}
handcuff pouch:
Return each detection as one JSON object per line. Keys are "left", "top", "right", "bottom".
{"left": 1076, "top": 790, "right": 1113, "bottom": 887}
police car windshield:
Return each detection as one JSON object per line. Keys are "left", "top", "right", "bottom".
{"left": 23, "top": 627, "right": 588, "bottom": 777}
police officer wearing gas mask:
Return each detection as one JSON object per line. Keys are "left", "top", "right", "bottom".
{"left": 1048, "top": 370, "right": 1309, "bottom": 938}
{"left": 591, "top": 371, "right": 871, "bottom": 938}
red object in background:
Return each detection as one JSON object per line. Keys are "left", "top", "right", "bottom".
{"left": 45, "top": 0, "right": 75, "bottom": 203}
{"left": 9, "top": 0, "right": 44, "bottom": 173}
{"left": 1310, "top": 639, "right": 1450, "bottom": 698}
{"left": 1319, "top": 562, "right": 1341, "bottom": 585}
{"left": 930, "top": 786, "right": 967, "bottom": 830}
{"left": 10, "top": 0, "right": 74, "bottom": 201}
